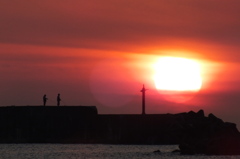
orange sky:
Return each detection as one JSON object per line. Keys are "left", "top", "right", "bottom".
{"left": 1, "top": 0, "right": 240, "bottom": 127}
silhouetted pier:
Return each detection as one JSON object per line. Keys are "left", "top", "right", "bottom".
{"left": 0, "top": 106, "right": 181, "bottom": 144}
{"left": 1, "top": 106, "right": 240, "bottom": 155}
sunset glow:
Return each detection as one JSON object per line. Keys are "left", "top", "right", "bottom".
{"left": 1, "top": 0, "right": 240, "bottom": 128}
{"left": 154, "top": 57, "right": 202, "bottom": 91}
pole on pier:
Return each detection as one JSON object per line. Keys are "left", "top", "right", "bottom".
{"left": 140, "top": 84, "right": 147, "bottom": 115}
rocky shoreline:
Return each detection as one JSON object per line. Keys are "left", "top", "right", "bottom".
{"left": 177, "top": 110, "right": 240, "bottom": 155}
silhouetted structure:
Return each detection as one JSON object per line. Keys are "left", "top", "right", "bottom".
{"left": 0, "top": 107, "right": 240, "bottom": 155}
{"left": 43, "top": 94, "right": 47, "bottom": 106}
{"left": 140, "top": 84, "right": 147, "bottom": 115}
{"left": 57, "top": 94, "right": 61, "bottom": 106}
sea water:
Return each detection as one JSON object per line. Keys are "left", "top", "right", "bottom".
{"left": 0, "top": 144, "right": 238, "bottom": 159}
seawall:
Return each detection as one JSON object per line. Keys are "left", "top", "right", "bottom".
{"left": 0, "top": 106, "right": 98, "bottom": 143}
{"left": 0, "top": 106, "right": 184, "bottom": 144}
{"left": 0, "top": 106, "right": 239, "bottom": 146}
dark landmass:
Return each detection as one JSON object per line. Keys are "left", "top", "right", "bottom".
{"left": 0, "top": 106, "right": 240, "bottom": 155}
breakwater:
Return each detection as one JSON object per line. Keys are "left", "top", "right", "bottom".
{"left": 1, "top": 106, "right": 240, "bottom": 155}
{"left": 0, "top": 106, "right": 181, "bottom": 144}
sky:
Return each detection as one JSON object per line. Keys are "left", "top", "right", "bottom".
{"left": 1, "top": 1, "right": 240, "bottom": 127}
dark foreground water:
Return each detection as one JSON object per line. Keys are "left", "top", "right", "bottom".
{"left": 0, "top": 144, "right": 239, "bottom": 159}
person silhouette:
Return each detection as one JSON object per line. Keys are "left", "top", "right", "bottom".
{"left": 43, "top": 94, "right": 48, "bottom": 106}
{"left": 57, "top": 94, "right": 61, "bottom": 106}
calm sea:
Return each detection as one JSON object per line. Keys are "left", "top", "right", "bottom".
{"left": 0, "top": 144, "right": 238, "bottom": 159}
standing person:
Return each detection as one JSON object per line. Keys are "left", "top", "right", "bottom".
{"left": 57, "top": 93, "right": 61, "bottom": 106}
{"left": 43, "top": 94, "right": 48, "bottom": 106}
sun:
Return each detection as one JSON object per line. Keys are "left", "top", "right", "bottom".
{"left": 153, "top": 57, "right": 202, "bottom": 92}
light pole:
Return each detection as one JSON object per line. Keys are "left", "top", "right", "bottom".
{"left": 140, "top": 84, "right": 147, "bottom": 115}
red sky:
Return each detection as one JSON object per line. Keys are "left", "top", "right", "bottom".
{"left": 1, "top": 0, "right": 240, "bottom": 127}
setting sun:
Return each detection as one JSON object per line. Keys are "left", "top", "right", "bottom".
{"left": 154, "top": 57, "right": 202, "bottom": 91}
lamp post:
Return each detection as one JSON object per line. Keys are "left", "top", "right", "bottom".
{"left": 140, "top": 84, "right": 147, "bottom": 115}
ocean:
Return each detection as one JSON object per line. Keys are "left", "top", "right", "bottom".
{"left": 0, "top": 144, "right": 238, "bottom": 159}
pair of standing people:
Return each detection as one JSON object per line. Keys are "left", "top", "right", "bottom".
{"left": 43, "top": 94, "right": 61, "bottom": 106}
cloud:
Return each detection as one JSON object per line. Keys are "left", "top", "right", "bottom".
{"left": 1, "top": 0, "right": 240, "bottom": 50}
